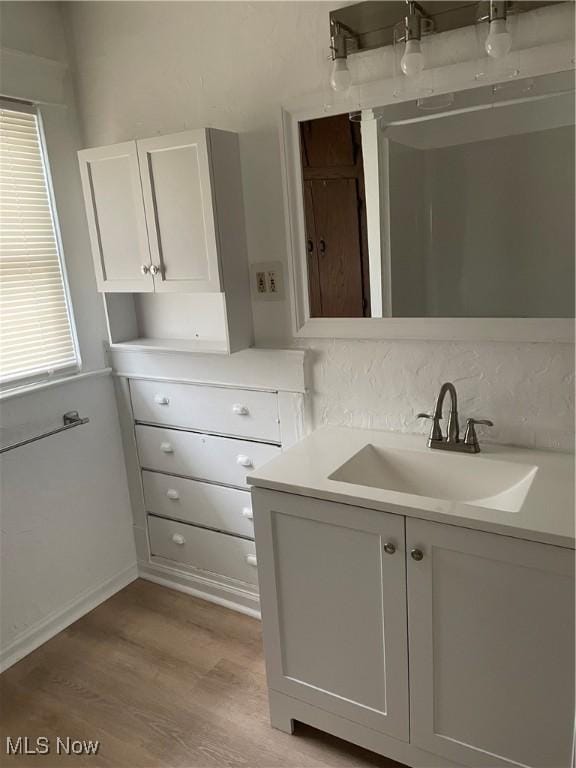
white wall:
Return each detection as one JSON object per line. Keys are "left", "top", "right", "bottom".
{"left": 0, "top": 1, "right": 136, "bottom": 670}
{"left": 0, "top": 374, "right": 137, "bottom": 670}
{"left": 64, "top": 1, "right": 574, "bottom": 452}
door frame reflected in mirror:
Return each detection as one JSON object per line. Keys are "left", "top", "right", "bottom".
{"left": 280, "top": 45, "right": 574, "bottom": 343}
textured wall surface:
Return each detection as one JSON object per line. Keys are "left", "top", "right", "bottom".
{"left": 296, "top": 338, "right": 574, "bottom": 451}
{"left": 64, "top": 1, "right": 575, "bottom": 452}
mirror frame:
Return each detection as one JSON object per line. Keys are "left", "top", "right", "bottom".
{"left": 280, "top": 45, "right": 575, "bottom": 343}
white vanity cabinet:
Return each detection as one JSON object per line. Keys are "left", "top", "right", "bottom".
{"left": 252, "top": 488, "right": 575, "bottom": 768}
{"left": 407, "top": 518, "right": 575, "bottom": 768}
{"left": 254, "top": 491, "right": 409, "bottom": 741}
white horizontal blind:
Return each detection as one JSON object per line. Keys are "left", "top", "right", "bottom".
{"left": 0, "top": 104, "right": 78, "bottom": 385}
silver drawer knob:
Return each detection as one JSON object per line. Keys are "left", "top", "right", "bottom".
{"left": 172, "top": 533, "right": 185, "bottom": 545}
{"left": 232, "top": 404, "right": 249, "bottom": 416}
{"left": 160, "top": 442, "right": 174, "bottom": 454}
{"left": 245, "top": 554, "right": 257, "bottom": 567}
{"left": 236, "top": 454, "right": 253, "bottom": 468}
{"left": 383, "top": 542, "right": 396, "bottom": 555}
{"left": 166, "top": 489, "right": 180, "bottom": 500}
{"left": 241, "top": 507, "right": 253, "bottom": 520}
{"left": 141, "top": 264, "right": 150, "bottom": 275}
{"left": 154, "top": 394, "right": 169, "bottom": 405}
{"left": 411, "top": 548, "right": 424, "bottom": 562}
{"left": 150, "top": 264, "right": 160, "bottom": 276}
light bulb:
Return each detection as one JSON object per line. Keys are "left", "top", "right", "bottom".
{"left": 401, "top": 39, "right": 424, "bottom": 77}
{"left": 485, "top": 18, "right": 512, "bottom": 59}
{"left": 330, "top": 58, "right": 351, "bottom": 93}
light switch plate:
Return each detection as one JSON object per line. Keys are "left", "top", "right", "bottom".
{"left": 250, "top": 261, "right": 285, "bottom": 301}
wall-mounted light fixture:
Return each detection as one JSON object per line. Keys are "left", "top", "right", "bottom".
{"left": 328, "top": 0, "right": 564, "bottom": 93}
{"left": 329, "top": 21, "right": 356, "bottom": 93}
{"left": 397, "top": 1, "right": 433, "bottom": 77}
{"left": 484, "top": 0, "right": 513, "bottom": 58}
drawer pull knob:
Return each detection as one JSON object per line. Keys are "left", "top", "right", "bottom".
{"left": 160, "top": 442, "right": 174, "bottom": 454}
{"left": 383, "top": 542, "right": 396, "bottom": 555}
{"left": 245, "top": 554, "right": 257, "bottom": 567}
{"left": 411, "top": 548, "right": 424, "bottom": 562}
{"left": 166, "top": 489, "right": 180, "bottom": 500}
{"left": 172, "top": 533, "right": 185, "bottom": 545}
{"left": 241, "top": 507, "right": 253, "bottom": 520}
{"left": 236, "top": 454, "right": 253, "bottom": 468}
{"left": 232, "top": 404, "right": 249, "bottom": 416}
{"left": 154, "top": 395, "right": 169, "bottom": 405}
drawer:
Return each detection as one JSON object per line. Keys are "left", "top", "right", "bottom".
{"left": 147, "top": 515, "right": 258, "bottom": 586}
{"left": 142, "top": 471, "right": 254, "bottom": 538}
{"left": 135, "top": 424, "right": 280, "bottom": 488}
{"left": 130, "top": 379, "right": 280, "bottom": 442}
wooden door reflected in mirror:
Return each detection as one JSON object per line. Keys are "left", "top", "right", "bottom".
{"left": 300, "top": 115, "right": 371, "bottom": 318}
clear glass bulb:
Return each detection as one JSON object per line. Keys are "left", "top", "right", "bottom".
{"left": 330, "top": 58, "right": 352, "bottom": 93}
{"left": 485, "top": 18, "right": 512, "bottom": 59}
{"left": 401, "top": 39, "right": 424, "bottom": 77}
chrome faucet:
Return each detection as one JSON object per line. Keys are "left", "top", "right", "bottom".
{"left": 418, "top": 382, "right": 493, "bottom": 453}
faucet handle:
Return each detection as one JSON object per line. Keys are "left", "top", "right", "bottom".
{"left": 417, "top": 413, "right": 443, "bottom": 442}
{"left": 463, "top": 418, "right": 494, "bottom": 451}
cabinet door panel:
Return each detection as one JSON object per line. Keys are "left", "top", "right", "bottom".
{"left": 253, "top": 488, "right": 409, "bottom": 741}
{"left": 407, "top": 518, "right": 575, "bottom": 768}
{"left": 78, "top": 142, "right": 152, "bottom": 292}
{"left": 137, "top": 130, "right": 221, "bottom": 292}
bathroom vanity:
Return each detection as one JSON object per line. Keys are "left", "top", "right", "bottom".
{"left": 248, "top": 427, "right": 575, "bottom": 768}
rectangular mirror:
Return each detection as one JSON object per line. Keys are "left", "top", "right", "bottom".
{"left": 296, "top": 72, "right": 575, "bottom": 320}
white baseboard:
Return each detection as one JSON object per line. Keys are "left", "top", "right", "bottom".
{"left": 0, "top": 563, "right": 138, "bottom": 673}
{"left": 138, "top": 561, "right": 261, "bottom": 620}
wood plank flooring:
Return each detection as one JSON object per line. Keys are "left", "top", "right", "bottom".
{"left": 0, "top": 579, "right": 404, "bottom": 767}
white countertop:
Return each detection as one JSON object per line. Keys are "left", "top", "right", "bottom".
{"left": 247, "top": 426, "right": 575, "bottom": 549}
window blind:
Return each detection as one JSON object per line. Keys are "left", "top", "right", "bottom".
{"left": 0, "top": 104, "right": 78, "bottom": 386}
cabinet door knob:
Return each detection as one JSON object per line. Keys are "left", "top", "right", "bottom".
{"left": 160, "top": 442, "right": 174, "bottom": 454}
{"left": 241, "top": 507, "right": 253, "bottom": 520}
{"left": 232, "top": 404, "right": 249, "bottom": 416}
{"left": 154, "top": 394, "right": 169, "bottom": 405}
{"left": 411, "top": 548, "right": 424, "bottom": 562}
{"left": 245, "top": 554, "right": 257, "bottom": 567}
{"left": 236, "top": 454, "right": 253, "bottom": 468}
{"left": 141, "top": 264, "right": 150, "bottom": 275}
{"left": 166, "top": 489, "right": 180, "bottom": 500}
{"left": 172, "top": 533, "right": 185, "bottom": 545}
{"left": 150, "top": 264, "right": 160, "bottom": 276}
{"left": 383, "top": 542, "right": 396, "bottom": 555}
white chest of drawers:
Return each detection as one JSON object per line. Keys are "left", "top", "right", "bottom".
{"left": 112, "top": 348, "right": 307, "bottom": 617}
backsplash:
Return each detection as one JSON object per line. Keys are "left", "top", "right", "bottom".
{"left": 295, "top": 338, "right": 574, "bottom": 452}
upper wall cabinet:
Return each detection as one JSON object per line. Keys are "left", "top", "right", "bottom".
{"left": 79, "top": 141, "right": 153, "bottom": 292}
{"left": 137, "top": 132, "right": 221, "bottom": 293}
{"left": 79, "top": 129, "right": 239, "bottom": 294}
{"left": 78, "top": 129, "right": 253, "bottom": 354}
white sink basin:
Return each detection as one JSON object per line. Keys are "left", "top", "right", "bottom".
{"left": 329, "top": 444, "right": 538, "bottom": 513}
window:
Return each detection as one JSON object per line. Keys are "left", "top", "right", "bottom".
{"left": 0, "top": 102, "right": 79, "bottom": 388}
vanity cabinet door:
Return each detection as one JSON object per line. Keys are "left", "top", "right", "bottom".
{"left": 137, "top": 130, "right": 222, "bottom": 293}
{"left": 252, "top": 488, "right": 409, "bottom": 741}
{"left": 407, "top": 518, "right": 575, "bottom": 768}
{"left": 78, "top": 141, "right": 153, "bottom": 292}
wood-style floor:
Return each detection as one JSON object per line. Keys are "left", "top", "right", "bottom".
{"left": 0, "top": 579, "right": 404, "bottom": 767}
